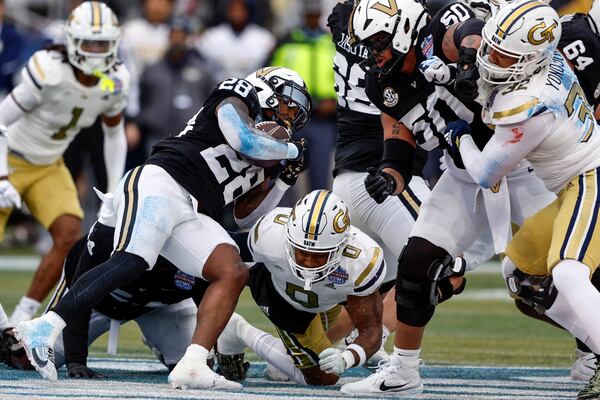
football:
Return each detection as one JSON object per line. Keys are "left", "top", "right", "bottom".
{"left": 248, "top": 121, "right": 292, "bottom": 168}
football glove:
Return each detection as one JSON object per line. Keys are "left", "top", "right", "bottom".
{"left": 279, "top": 150, "right": 309, "bottom": 186}
{"left": 0, "top": 178, "right": 21, "bottom": 209}
{"left": 318, "top": 348, "right": 350, "bottom": 375}
{"left": 288, "top": 138, "right": 308, "bottom": 162}
{"left": 66, "top": 362, "right": 107, "bottom": 379}
{"left": 444, "top": 120, "right": 471, "bottom": 169}
{"left": 365, "top": 167, "right": 396, "bottom": 204}
{"left": 455, "top": 47, "right": 480, "bottom": 102}
{"left": 215, "top": 352, "right": 250, "bottom": 382}
{"left": 0, "top": 328, "right": 32, "bottom": 370}
{"left": 419, "top": 56, "right": 456, "bottom": 85}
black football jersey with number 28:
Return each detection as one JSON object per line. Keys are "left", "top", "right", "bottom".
{"left": 146, "top": 78, "right": 266, "bottom": 219}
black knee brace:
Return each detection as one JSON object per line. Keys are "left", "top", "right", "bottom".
{"left": 395, "top": 237, "right": 449, "bottom": 326}
{"left": 505, "top": 269, "right": 557, "bottom": 314}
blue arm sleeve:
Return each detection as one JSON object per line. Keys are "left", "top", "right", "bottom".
{"left": 217, "top": 103, "right": 298, "bottom": 160}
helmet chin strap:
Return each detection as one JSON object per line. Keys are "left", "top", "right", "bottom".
{"left": 303, "top": 278, "right": 313, "bottom": 291}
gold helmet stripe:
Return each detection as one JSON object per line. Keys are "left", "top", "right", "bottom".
{"left": 305, "top": 190, "right": 331, "bottom": 241}
{"left": 497, "top": 1, "right": 545, "bottom": 39}
{"left": 91, "top": 1, "right": 102, "bottom": 33}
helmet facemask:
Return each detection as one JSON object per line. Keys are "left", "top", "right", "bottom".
{"left": 268, "top": 80, "right": 312, "bottom": 133}
{"left": 66, "top": 36, "right": 120, "bottom": 75}
{"left": 359, "top": 32, "right": 407, "bottom": 79}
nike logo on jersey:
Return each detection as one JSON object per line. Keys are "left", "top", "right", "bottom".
{"left": 379, "top": 381, "right": 410, "bottom": 391}
{"left": 32, "top": 347, "right": 49, "bottom": 368}
{"left": 324, "top": 283, "right": 337, "bottom": 289}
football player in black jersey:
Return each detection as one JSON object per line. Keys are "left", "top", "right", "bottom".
{"left": 326, "top": 0, "right": 431, "bottom": 367}
{"left": 14, "top": 68, "right": 312, "bottom": 389}
{"left": 339, "top": 0, "right": 555, "bottom": 395}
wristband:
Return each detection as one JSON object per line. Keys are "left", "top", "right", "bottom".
{"left": 346, "top": 343, "right": 367, "bottom": 368}
{"left": 380, "top": 139, "right": 414, "bottom": 188}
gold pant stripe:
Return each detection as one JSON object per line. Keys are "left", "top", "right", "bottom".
{"left": 560, "top": 169, "right": 600, "bottom": 261}
{"left": 398, "top": 189, "right": 420, "bottom": 221}
{"left": 276, "top": 327, "right": 315, "bottom": 368}
{"left": 46, "top": 277, "right": 67, "bottom": 312}
{"left": 116, "top": 167, "right": 142, "bottom": 251}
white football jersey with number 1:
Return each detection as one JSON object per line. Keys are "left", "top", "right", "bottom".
{"left": 248, "top": 207, "right": 387, "bottom": 313}
{"left": 7, "top": 49, "right": 129, "bottom": 165}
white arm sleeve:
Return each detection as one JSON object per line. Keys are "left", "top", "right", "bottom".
{"left": 0, "top": 126, "right": 8, "bottom": 176}
{"left": 102, "top": 118, "right": 127, "bottom": 193}
{"left": 0, "top": 81, "right": 42, "bottom": 127}
{"left": 217, "top": 103, "right": 299, "bottom": 160}
{"left": 234, "top": 179, "right": 290, "bottom": 229}
{"left": 459, "top": 112, "right": 555, "bottom": 188}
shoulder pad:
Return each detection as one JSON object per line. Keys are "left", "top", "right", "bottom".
{"left": 22, "top": 50, "right": 64, "bottom": 88}
{"left": 487, "top": 89, "right": 547, "bottom": 125}
{"left": 248, "top": 207, "right": 289, "bottom": 258}
{"left": 344, "top": 229, "right": 386, "bottom": 295}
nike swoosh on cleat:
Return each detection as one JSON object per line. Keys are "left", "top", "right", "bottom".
{"left": 379, "top": 382, "right": 409, "bottom": 391}
{"left": 32, "top": 348, "right": 48, "bottom": 368}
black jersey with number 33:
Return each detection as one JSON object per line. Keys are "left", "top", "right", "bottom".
{"left": 146, "top": 78, "right": 265, "bottom": 219}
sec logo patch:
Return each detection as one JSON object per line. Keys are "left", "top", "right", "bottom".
{"left": 383, "top": 87, "right": 398, "bottom": 107}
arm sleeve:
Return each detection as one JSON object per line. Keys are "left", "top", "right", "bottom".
{"left": 0, "top": 81, "right": 42, "bottom": 126}
{"left": 234, "top": 179, "right": 290, "bottom": 229}
{"left": 216, "top": 102, "right": 299, "bottom": 160}
{"left": 459, "top": 112, "right": 555, "bottom": 188}
{"left": 102, "top": 119, "right": 127, "bottom": 193}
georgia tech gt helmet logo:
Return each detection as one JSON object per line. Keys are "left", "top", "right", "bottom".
{"left": 527, "top": 21, "right": 558, "bottom": 45}
{"left": 333, "top": 209, "right": 350, "bottom": 234}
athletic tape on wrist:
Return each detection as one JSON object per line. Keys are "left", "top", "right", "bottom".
{"left": 346, "top": 343, "right": 367, "bottom": 367}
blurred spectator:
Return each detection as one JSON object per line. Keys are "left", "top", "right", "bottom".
{"left": 197, "top": 0, "right": 274, "bottom": 82}
{"left": 134, "top": 19, "right": 214, "bottom": 159}
{"left": 0, "top": 0, "right": 26, "bottom": 97}
{"left": 270, "top": 0, "right": 337, "bottom": 190}
{"left": 120, "top": 0, "right": 173, "bottom": 164}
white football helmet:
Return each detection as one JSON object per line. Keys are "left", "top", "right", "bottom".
{"left": 285, "top": 190, "right": 351, "bottom": 290}
{"left": 245, "top": 67, "right": 312, "bottom": 132}
{"left": 65, "top": 1, "right": 121, "bottom": 74}
{"left": 477, "top": 0, "right": 561, "bottom": 84}
{"left": 588, "top": 0, "right": 600, "bottom": 35}
{"left": 349, "top": 0, "right": 428, "bottom": 77}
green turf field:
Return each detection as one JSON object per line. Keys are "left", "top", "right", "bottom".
{"left": 0, "top": 266, "right": 574, "bottom": 367}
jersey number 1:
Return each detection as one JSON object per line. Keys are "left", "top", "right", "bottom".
{"left": 52, "top": 107, "right": 83, "bottom": 140}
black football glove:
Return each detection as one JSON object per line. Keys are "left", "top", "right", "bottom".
{"left": 0, "top": 328, "right": 32, "bottom": 370}
{"left": 279, "top": 153, "right": 309, "bottom": 186}
{"left": 455, "top": 47, "right": 480, "bottom": 103}
{"left": 66, "top": 362, "right": 107, "bottom": 379}
{"left": 289, "top": 138, "right": 308, "bottom": 163}
{"left": 364, "top": 167, "right": 397, "bottom": 204}
{"left": 215, "top": 352, "right": 250, "bottom": 382}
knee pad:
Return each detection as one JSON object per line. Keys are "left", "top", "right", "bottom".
{"left": 395, "top": 237, "right": 450, "bottom": 326}
{"left": 506, "top": 269, "right": 557, "bottom": 314}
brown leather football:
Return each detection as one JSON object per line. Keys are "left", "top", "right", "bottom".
{"left": 248, "top": 121, "right": 291, "bottom": 168}
{"left": 255, "top": 121, "right": 291, "bottom": 141}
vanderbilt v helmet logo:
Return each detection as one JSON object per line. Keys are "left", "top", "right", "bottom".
{"left": 371, "top": 0, "right": 399, "bottom": 16}
{"left": 527, "top": 21, "right": 558, "bottom": 45}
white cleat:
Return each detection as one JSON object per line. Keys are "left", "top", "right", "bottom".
{"left": 168, "top": 358, "right": 242, "bottom": 390}
{"left": 13, "top": 313, "right": 65, "bottom": 382}
{"left": 571, "top": 349, "right": 597, "bottom": 381}
{"left": 341, "top": 357, "right": 423, "bottom": 396}
{"left": 217, "top": 312, "right": 248, "bottom": 355}
{"left": 365, "top": 346, "right": 390, "bottom": 372}
{"left": 264, "top": 363, "right": 290, "bottom": 382}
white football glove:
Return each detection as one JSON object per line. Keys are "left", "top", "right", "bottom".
{"left": 0, "top": 179, "right": 21, "bottom": 209}
{"left": 419, "top": 56, "right": 454, "bottom": 85}
{"left": 318, "top": 347, "right": 352, "bottom": 375}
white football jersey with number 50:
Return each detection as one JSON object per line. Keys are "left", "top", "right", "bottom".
{"left": 248, "top": 207, "right": 386, "bottom": 313}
